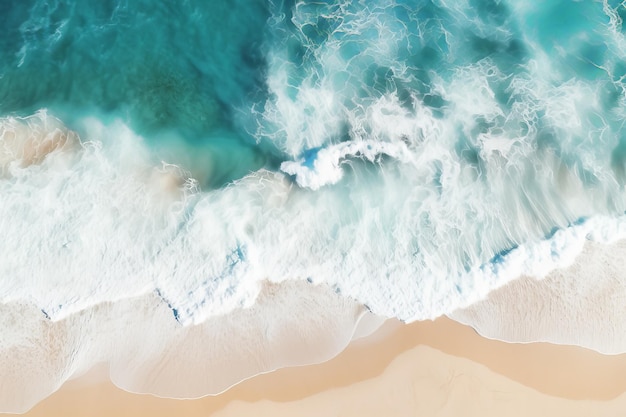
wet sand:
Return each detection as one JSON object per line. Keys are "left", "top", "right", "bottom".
{"left": 10, "top": 316, "right": 626, "bottom": 416}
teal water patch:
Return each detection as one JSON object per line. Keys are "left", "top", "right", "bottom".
{"left": 3, "top": 0, "right": 626, "bottom": 190}
{"left": 520, "top": 0, "right": 613, "bottom": 80}
{"left": 0, "top": 0, "right": 276, "bottom": 188}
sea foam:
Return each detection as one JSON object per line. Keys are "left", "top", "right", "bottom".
{"left": 0, "top": 280, "right": 365, "bottom": 413}
{"left": 451, "top": 238, "right": 626, "bottom": 355}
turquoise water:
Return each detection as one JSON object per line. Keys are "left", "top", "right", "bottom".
{"left": 5, "top": 1, "right": 626, "bottom": 407}
{"left": 2, "top": 0, "right": 626, "bottom": 188}
{"left": 0, "top": 0, "right": 277, "bottom": 187}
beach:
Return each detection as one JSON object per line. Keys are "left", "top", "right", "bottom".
{"left": 12, "top": 316, "right": 626, "bottom": 417}
{"left": 3, "top": 1, "right": 626, "bottom": 416}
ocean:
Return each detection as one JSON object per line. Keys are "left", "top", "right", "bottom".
{"left": 2, "top": 0, "right": 626, "bottom": 412}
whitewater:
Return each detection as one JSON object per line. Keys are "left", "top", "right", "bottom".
{"left": 3, "top": 0, "right": 626, "bottom": 412}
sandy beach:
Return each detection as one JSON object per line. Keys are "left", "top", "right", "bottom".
{"left": 10, "top": 316, "right": 626, "bottom": 417}
{"left": 4, "top": 1, "right": 626, "bottom": 416}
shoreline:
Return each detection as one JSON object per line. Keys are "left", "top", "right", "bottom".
{"left": 10, "top": 316, "right": 626, "bottom": 416}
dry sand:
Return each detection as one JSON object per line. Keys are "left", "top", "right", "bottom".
{"left": 9, "top": 317, "right": 626, "bottom": 417}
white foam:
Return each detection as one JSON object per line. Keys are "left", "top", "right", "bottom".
{"left": 280, "top": 137, "right": 411, "bottom": 190}
{"left": 450, "top": 239, "right": 626, "bottom": 355}
{"left": 0, "top": 281, "right": 365, "bottom": 413}
{"left": 0, "top": 112, "right": 184, "bottom": 320}
{"left": 254, "top": 4, "right": 626, "bottom": 326}
{"left": 2, "top": 97, "right": 626, "bottom": 325}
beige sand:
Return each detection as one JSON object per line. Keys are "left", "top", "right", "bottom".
{"left": 0, "top": 112, "right": 77, "bottom": 177}
{"left": 10, "top": 317, "right": 626, "bottom": 417}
